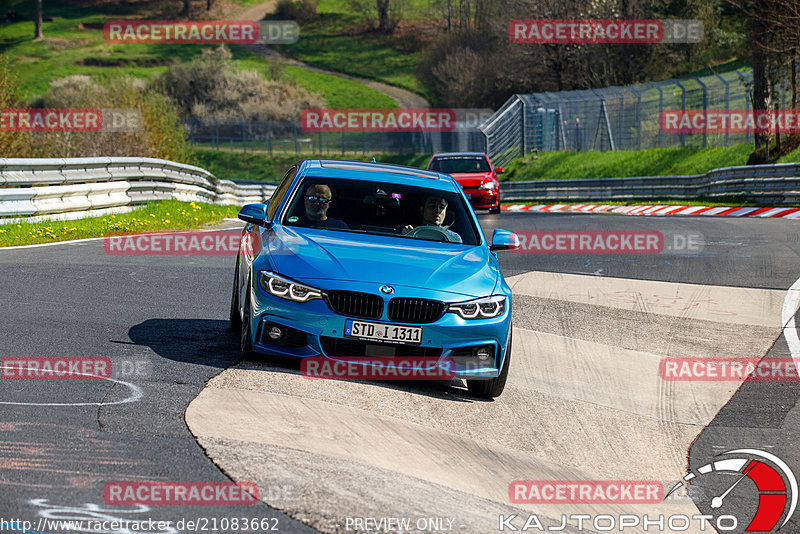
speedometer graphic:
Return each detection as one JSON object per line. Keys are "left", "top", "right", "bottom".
{"left": 665, "top": 449, "right": 798, "bottom": 531}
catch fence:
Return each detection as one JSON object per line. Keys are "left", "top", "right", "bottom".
{"left": 480, "top": 69, "right": 798, "bottom": 167}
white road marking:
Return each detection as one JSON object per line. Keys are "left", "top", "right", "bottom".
{"left": 0, "top": 225, "right": 244, "bottom": 251}
{"left": 0, "top": 364, "right": 143, "bottom": 407}
{"left": 782, "top": 276, "right": 800, "bottom": 363}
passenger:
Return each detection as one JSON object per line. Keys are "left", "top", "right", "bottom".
{"left": 401, "top": 195, "right": 461, "bottom": 243}
{"left": 297, "top": 184, "right": 348, "bottom": 229}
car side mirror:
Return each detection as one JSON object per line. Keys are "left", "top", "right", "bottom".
{"left": 238, "top": 203, "right": 270, "bottom": 226}
{"left": 495, "top": 168, "right": 505, "bottom": 174}
{"left": 489, "top": 229, "right": 520, "bottom": 251}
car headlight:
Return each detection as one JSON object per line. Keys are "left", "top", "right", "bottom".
{"left": 260, "top": 271, "right": 322, "bottom": 302}
{"left": 479, "top": 181, "right": 496, "bottom": 190}
{"left": 448, "top": 295, "right": 506, "bottom": 319}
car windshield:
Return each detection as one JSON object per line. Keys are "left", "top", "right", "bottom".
{"left": 281, "top": 176, "right": 481, "bottom": 246}
{"left": 429, "top": 157, "right": 491, "bottom": 174}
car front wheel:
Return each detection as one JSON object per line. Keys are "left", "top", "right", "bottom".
{"left": 229, "top": 258, "right": 241, "bottom": 332}
{"left": 240, "top": 281, "right": 256, "bottom": 360}
{"left": 467, "top": 326, "right": 511, "bottom": 399}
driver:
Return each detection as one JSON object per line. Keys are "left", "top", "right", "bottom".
{"left": 401, "top": 195, "right": 462, "bottom": 243}
{"left": 296, "top": 184, "right": 348, "bottom": 229}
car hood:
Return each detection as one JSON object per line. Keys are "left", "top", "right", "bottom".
{"left": 267, "top": 226, "right": 498, "bottom": 298}
{"left": 450, "top": 172, "right": 495, "bottom": 187}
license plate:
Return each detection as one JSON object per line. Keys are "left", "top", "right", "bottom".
{"left": 344, "top": 319, "right": 422, "bottom": 345}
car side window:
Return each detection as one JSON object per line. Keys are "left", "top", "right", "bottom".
{"left": 267, "top": 166, "right": 297, "bottom": 221}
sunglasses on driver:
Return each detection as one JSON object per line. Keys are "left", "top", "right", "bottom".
{"left": 306, "top": 195, "right": 331, "bottom": 205}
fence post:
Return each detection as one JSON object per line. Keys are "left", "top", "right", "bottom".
{"left": 341, "top": 129, "right": 345, "bottom": 156}
{"left": 214, "top": 118, "right": 219, "bottom": 150}
{"left": 736, "top": 71, "right": 752, "bottom": 143}
{"left": 629, "top": 85, "right": 642, "bottom": 150}
{"left": 241, "top": 120, "right": 247, "bottom": 153}
{"left": 673, "top": 79, "right": 687, "bottom": 148}
{"left": 715, "top": 73, "right": 730, "bottom": 146}
{"left": 649, "top": 82, "right": 664, "bottom": 148}
{"left": 293, "top": 123, "right": 299, "bottom": 154}
{"left": 557, "top": 102, "right": 568, "bottom": 150}
{"left": 694, "top": 77, "right": 708, "bottom": 148}
{"left": 267, "top": 123, "right": 273, "bottom": 156}
{"left": 611, "top": 87, "right": 625, "bottom": 150}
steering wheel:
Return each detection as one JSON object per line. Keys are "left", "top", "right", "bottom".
{"left": 405, "top": 225, "right": 458, "bottom": 242}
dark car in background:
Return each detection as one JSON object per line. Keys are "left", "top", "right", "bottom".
{"left": 426, "top": 152, "right": 503, "bottom": 214}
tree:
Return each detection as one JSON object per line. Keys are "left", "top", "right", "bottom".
{"left": 376, "top": 0, "right": 390, "bottom": 32}
{"left": 728, "top": 0, "right": 800, "bottom": 160}
{"left": 34, "top": 0, "right": 43, "bottom": 40}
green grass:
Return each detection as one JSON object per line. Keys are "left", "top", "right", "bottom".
{"left": 779, "top": 143, "right": 800, "bottom": 163}
{"left": 281, "top": 65, "right": 397, "bottom": 108}
{"left": 0, "top": 1, "right": 396, "bottom": 109}
{"left": 314, "top": 0, "right": 431, "bottom": 16}
{"left": 0, "top": 200, "right": 239, "bottom": 247}
{"left": 502, "top": 144, "right": 764, "bottom": 182}
{"left": 277, "top": 12, "right": 429, "bottom": 99}
{"left": 193, "top": 149, "right": 430, "bottom": 182}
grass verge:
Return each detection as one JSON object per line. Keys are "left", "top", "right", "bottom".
{"left": 502, "top": 144, "right": 759, "bottom": 181}
{"left": 0, "top": 200, "right": 239, "bottom": 247}
{"left": 276, "top": 11, "right": 429, "bottom": 99}
{"left": 0, "top": 1, "right": 396, "bottom": 110}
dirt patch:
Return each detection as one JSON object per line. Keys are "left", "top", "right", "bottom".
{"left": 391, "top": 20, "right": 445, "bottom": 43}
{"left": 44, "top": 37, "right": 93, "bottom": 48}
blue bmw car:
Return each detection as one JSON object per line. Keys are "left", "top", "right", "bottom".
{"left": 229, "top": 159, "right": 520, "bottom": 398}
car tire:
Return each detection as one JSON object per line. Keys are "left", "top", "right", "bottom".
{"left": 467, "top": 326, "right": 511, "bottom": 399}
{"left": 489, "top": 195, "right": 501, "bottom": 214}
{"left": 229, "top": 258, "right": 241, "bottom": 332}
{"left": 240, "top": 280, "right": 256, "bottom": 360}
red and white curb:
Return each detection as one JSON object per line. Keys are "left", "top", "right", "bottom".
{"left": 504, "top": 204, "right": 800, "bottom": 219}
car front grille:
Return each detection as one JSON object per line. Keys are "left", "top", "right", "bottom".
{"left": 388, "top": 297, "right": 446, "bottom": 324}
{"left": 320, "top": 336, "right": 441, "bottom": 358}
{"left": 324, "top": 290, "right": 383, "bottom": 319}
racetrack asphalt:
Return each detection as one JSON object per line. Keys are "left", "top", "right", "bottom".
{"left": 1, "top": 212, "right": 799, "bottom": 533}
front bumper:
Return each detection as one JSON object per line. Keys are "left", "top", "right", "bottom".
{"left": 247, "top": 283, "right": 511, "bottom": 379}
{"left": 464, "top": 189, "right": 499, "bottom": 209}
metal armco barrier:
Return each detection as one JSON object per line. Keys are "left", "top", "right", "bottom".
{"left": 0, "top": 157, "right": 276, "bottom": 220}
{"left": 500, "top": 162, "right": 800, "bottom": 204}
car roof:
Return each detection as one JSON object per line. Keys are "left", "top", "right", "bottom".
{"left": 298, "top": 159, "right": 459, "bottom": 191}
{"left": 430, "top": 152, "right": 488, "bottom": 158}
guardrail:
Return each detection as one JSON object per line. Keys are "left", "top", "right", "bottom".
{"left": 500, "top": 162, "right": 800, "bottom": 204}
{"left": 0, "top": 157, "right": 276, "bottom": 221}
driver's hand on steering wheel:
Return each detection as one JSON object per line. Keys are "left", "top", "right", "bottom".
{"left": 401, "top": 225, "right": 413, "bottom": 235}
